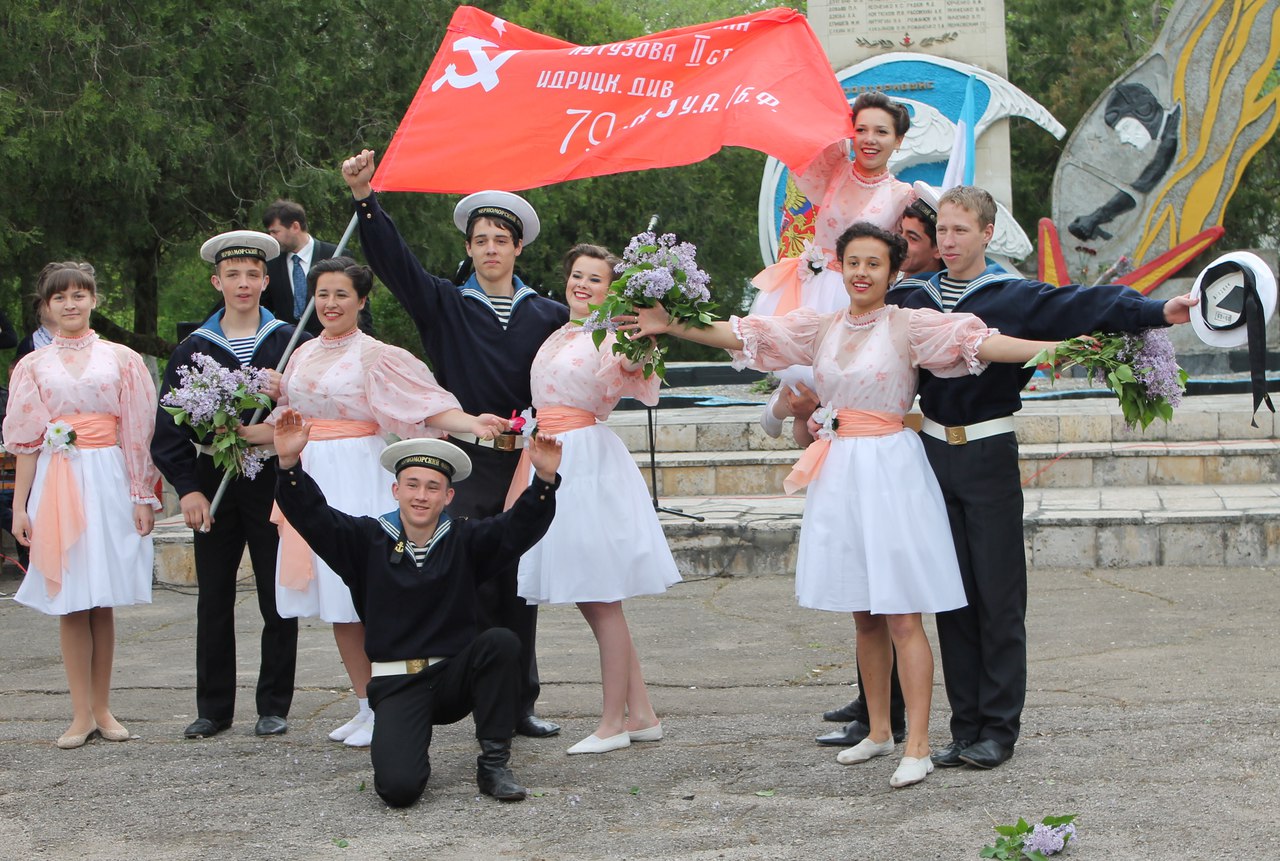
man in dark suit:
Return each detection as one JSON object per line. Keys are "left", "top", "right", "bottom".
{"left": 262, "top": 199, "right": 374, "bottom": 335}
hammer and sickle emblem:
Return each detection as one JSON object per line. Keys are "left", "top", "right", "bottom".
{"left": 430, "top": 36, "right": 518, "bottom": 93}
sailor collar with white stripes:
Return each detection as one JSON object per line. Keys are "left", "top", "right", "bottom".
{"left": 898, "top": 269, "right": 1021, "bottom": 311}
{"left": 458, "top": 275, "right": 539, "bottom": 327}
{"left": 189, "top": 308, "right": 288, "bottom": 360}
{"left": 378, "top": 509, "right": 454, "bottom": 567}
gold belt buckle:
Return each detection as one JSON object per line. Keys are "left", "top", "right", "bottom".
{"left": 493, "top": 433, "right": 520, "bottom": 452}
{"left": 945, "top": 425, "right": 968, "bottom": 446}
{"left": 405, "top": 658, "right": 428, "bottom": 674}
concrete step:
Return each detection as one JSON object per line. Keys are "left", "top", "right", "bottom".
{"left": 152, "top": 483, "right": 1280, "bottom": 586}
{"left": 654, "top": 484, "right": 1280, "bottom": 578}
{"left": 632, "top": 439, "right": 1280, "bottom": 495}
{"left": 606, "top": 393, "right": 1280, "bottom": 453}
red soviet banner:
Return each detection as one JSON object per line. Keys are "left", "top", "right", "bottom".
{"left": 373, "top": 6, "right": 852, "bottom": 194}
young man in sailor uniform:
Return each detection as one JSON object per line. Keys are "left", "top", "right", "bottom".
{"left": 152, "top": 231, "right": 308, "bottom": 740}
{"left": 340, "top": 149, "right": 567, "bottom": 738}
{"left": 886, "top": 186, "right": 1195, "bottom": 769}
{"left": 271, "top": 409, "right": 563, "bottom": 807}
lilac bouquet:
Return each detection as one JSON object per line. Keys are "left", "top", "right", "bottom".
{"left": 981, "top": 814, "right": 1078, "bottom": 859}
{"left": 161, "top": 353, "right": 273, "bottom": 479}
{"left": 1025, "top": 329, "right": 1187, "bottom": 430}
{"left": 581, "top": 230, "right": 716, "bottom": 380}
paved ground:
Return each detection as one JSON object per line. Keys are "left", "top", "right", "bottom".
{"left": 1, "top": 561, "right": 1276, "bottom": 860}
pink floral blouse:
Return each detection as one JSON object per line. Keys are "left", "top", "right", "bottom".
{"left": 3, "top": 332, "right": 161, "bottom": 505}
{"left": 794, "top": 144, "right": 915, "bottom": 255}
{"left": 530, "top": 325, "right": 659, "bottom": 417}
{"left": 273, "top": 329, "right": 459, "bottom": 437}
{"left": 731, "top": 306, "right": 994, "bottom": 416}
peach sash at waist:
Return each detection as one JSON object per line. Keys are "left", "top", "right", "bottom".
{"left": 503, "top": 406, "right": 597, "bottom": 511}
{"left": 272, "top": 419, "right": 381, "bottom": 591}
{"left": 32, "top": 413, "right": 119, "bottom": 597}
{"left": 307, "top": 418, "right": 380, "bottom": 441}
{"left": 751, "top": 251, "right": 839, "bottom": 317}
{"left": 783, "top": 409, "right": 904, "bottom": 495}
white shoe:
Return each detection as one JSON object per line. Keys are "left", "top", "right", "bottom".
{"left": 344, "top": 714, "right": 374, "bottom": 748}
{"left": 628, "top": 723, "right": 663, "bottom": 743}
{"left": 890, "top": 754, "right": 934, "bottom": 788}
{"left": 566, "top": 732, "right": 631, "bottom": 755}
{"left": 329, "top": 711, "right": 371, "bottom": 742}
{"left": 836, "top": 736, "right": 895, "bottom": 765}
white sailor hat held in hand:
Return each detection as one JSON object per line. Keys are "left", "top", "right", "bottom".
{"left": 453, "top": 191, "right": 540, "bottom": 245}
{"left": 200, "top": 230, "right": 282, "bottom": 265}
{"left": 1189, "top": 250, "right": 1277, "bottom": 348}
{"left": 379, "top": 438, "right": 473, "bottom": 483}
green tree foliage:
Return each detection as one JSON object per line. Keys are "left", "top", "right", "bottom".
{"left": 0, "top": 0, "right": 771, "bottom": 364}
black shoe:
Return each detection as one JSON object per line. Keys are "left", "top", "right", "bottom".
{"left": 822, "top": 699, "right": 864, "bottom": 723}
{"left": 958, "top": 738, "right": 1014, "bottom": 769}
{"left": 254, "top": 715, "right": 288, "bottom": 736}
{"left": 183, "top": 717, "right": 232, "bottom": 739}
{"left": 477, "top": 739, "right": 527, "bottom": 801}
{"left": 817, "top": 720, "right": 906, "bottom": 746}
{"left": 931, "top": 738, "right": 975, "bottom": 767}
{"left": 515, "top": 715, "right": 561, "bottom": 738}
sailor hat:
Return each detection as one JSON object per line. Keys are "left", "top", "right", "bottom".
{"left": 909, "top": 181, "right": 941, "bottom": 225}
{"left": 1189, "top": 251, "right": 1277, "bottom": 349}
{"left": 453, "top": 191, "right": 540, "bottom": 245}
{"left": 379, "top": 438, "right": 472, "bottom": 482}
{"left": 200, "top": 230, "right": 281, "bottom": 265}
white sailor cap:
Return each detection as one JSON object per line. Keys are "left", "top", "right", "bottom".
{"left": 453, "top": 190, "right": 540, "bottom": 245}
{"left": 379, "top": 438, "right": 472, "bottom": 482}
{"left": 909, "top": 181, "right": 941, "bottom": 225}
{"left": 1189, "top": 251, "right": 1277, "bottom": 348}
{"left": 200, "top": 230, "right": 281, "bottom": 265}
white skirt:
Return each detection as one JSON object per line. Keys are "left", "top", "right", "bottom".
{"left": 275, "top": 435, "right": 392, "bottom": 623}
{"left": 795, "top": 430, "right": 968, "bottom": 615}
{"left": 15, "top": 448, "right": 154, "bottom": 616}
{"left": 749, "top": 267, "right": 848, "bottom": 317}
{"left": 518, "top": 424, "right": 681, "bottom": 605}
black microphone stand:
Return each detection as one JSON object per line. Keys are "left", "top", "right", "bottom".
{"left": 645, "top": 402, "right": 704, "bottom": 522}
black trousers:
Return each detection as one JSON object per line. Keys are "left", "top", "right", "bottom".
{"left": 192, "top": 458, "right": 297, "bottom": 722}
{"left": 448, "top": 440, "right": 541, "bottom": 717}
{"left": 367, "top": 627, "right": 521, "bottom": 808}
{"left": 922, "top": 431, "right": 1027, "bottom": 749}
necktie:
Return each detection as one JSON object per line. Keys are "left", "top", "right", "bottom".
{"left": 291, "top": 254, "right": 307, "bottom": 318}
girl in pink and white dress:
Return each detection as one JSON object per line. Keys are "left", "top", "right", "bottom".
{"left": 630, "top": 224, "right": 1054, "bottom": 788}
{"left": 513, "top": 244, "right": 680, "bottom": 756}
{"left": 4, "top": 262, "right": 161, "bottom": 749}
{"left": 752, "top": 91, "right": 916, "bottom": 319}
{"left": 271, "top": 257, "right": 505, "bottom": 748}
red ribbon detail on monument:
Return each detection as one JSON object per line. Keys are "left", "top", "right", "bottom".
{"left": 373, "top": 6, "right": 852, "bottom": 193}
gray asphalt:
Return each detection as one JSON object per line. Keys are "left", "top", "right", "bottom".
{"left": 0, "top": 563, "right": 1275, "bottom": 860}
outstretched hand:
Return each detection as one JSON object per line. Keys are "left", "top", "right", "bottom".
{"left": 471, "top": 413, "right": 509, "bottom": 441}
{"left": 341, "top": 149, "right": 377, "bottom": 200}
{"left": 527, "top": 433, "right": 563, "bottom": 483}
{"left": 617, "top": 302, "right": 673, "bottom": 339}
{"left": 1162, "top": 292, "right": 1198, "bottom": 325}
{"left": 273, "top": 408, "right": 312, "bottom": 468}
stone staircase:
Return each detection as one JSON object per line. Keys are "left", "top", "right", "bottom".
{"left": 153, "top": 389, "right": 1280, "bottom": 585}
{"left": 604, "top": 392, "right": 1280, "bottom": 577}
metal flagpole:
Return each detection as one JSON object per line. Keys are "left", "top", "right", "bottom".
{"left": 208, "top": 211, "right": 360, "bottom": 518}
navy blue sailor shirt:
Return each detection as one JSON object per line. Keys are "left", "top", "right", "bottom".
{"left": 151, "top": 308, "right": 308, "bottom": 498}
{"left": 274, "top": 461, "right": 560, "bottom": 661}
{"left": 353, "top": 192, "right": 569, "bottom": 416}
{"left": 886, "top": 263, "right": 1171, "bottom": 426}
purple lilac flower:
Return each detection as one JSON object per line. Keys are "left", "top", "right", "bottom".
{"left": 1130, "top": 328, "right": 1185, "bottom": 406}
{"left": 1023, "top": 823, "right": 1066, "bottom": 855}
{"left": 578, "top": 310, "right": 617, "bottom": 333}
{"left": 240, "top": 449, "right": 268, "bottom": 481}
